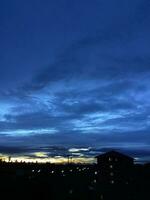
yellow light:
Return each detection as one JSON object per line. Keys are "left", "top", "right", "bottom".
{"left": 0, "top": 153, "right": 95, "bottom": 164}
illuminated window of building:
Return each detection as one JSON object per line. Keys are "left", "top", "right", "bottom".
{"left": 95, "top": 171, "right": 98, "bottom": 175}
{"left": 109, "top": 157, "right": 112, "bottom": 161}
{"left": 110, "top": 180, "right": 114, "bottom": 184}
{"left": 110, "top": 165, "right": 113, "bottom": 168}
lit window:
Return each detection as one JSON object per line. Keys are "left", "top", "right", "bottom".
{"left": 109, "top": 157, "right": 112, "bottom": 161}
{"left": 110, "top": 165, "right": 113, "bottom": 168}
{"left": 110, "top": 180, "right": 114, "bottom": 184}
{"left": 95, "top": 171, "right": 98, "bottom": 175}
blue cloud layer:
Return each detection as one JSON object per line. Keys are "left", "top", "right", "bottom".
{"left": 0, "top": 0, "right": 150, "bottom": 162}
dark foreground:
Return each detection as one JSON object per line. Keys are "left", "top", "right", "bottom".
{"left": 0, "top": 162, "right": 150, "bottom": 200}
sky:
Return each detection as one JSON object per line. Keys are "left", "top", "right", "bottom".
{"left": 0, "top": 0, "right": 150, "bottom": 163}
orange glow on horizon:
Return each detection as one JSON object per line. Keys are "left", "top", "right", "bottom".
{"left": 0, "top": 153, "right": 96, "bottom": 164}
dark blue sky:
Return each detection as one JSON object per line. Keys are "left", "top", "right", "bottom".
{"left": 0, "top": 0, "right": 150, "bottom": 163}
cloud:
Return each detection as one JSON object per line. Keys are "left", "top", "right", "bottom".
{"left": 0, "top": 0, "right": 150, "bottom": 163}
{"left": 17, "top": 0, "right": 150, "bottom": 93}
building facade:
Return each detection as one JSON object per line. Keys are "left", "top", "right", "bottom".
{"left": 96, "top": 151, "right": 134, "bottom": 185}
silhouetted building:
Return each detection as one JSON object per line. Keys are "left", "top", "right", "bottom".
{"left": 96, "top": 150, "right": 134, "bottom": 185}
{"left": 0, "top": 152, "right": 150, "bottom": 200}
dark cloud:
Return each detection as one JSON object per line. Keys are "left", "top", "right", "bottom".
{"left": 19, "top": 0, "right": 150, "bottom": 93}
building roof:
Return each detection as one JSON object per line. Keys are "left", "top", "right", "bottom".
{"left": 95, "top": 150, "right": 134, "bottom": 161}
